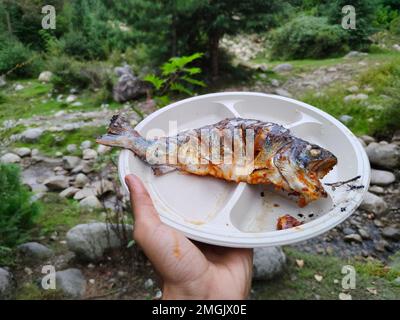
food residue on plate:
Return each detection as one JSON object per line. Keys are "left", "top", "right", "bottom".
{"left": 277, "top": 214, "right": 303, "bottom": 230}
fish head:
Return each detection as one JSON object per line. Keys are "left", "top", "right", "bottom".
{"left": 292, "top": 140, "right": 337, "bottom": 179}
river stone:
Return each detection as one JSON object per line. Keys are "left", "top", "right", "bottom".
{"left": 14, "top": 147, "right": 31, "bottom": 157}
{"left": 79, "top": 196, "right": 102, "bottom": 209}
{"left": 17, "top": 242, "right": 53, "bottom": 261}
{"left": 344, "top": 234, "right": 363, "bottom": 243}
{"left": 38, "top": 71, "right": 53, "bottom": 83}
{"left": 366, "top": 143, "right": 400, "bottom": 169}
{"left": 56, "top": 268, "right": 86, "bottom": 298}
{"left": 59, "top": 187, "right": 80, "bottom": 198}
{"left": 359, "top": 191, "right": 388, "bottom": 215}
{"left": 66, "top": 144, "right": 77, "bottom": 153}
{"left": 253, "top": 247, "right": 286, "bottom": 280}
{"left": 80, "top": 140, "right": 92, "bottom": 150}
{"left": 382, "top": 227, "right": 400, "bottom": 241}
{"left": 21, "top": 128, "right": 43, "bottom": 142}
{"left": 1, "top": 153, "right": 21, "bottom": 163}
{"left": 82, "top": 149, "right": 97, "bottom": 160}
{"left": 370, "top": 169, "right": 396, "bottom": 186}
{"left": 360, "top": 135, "right": 375, "bottom": 145}
{"left": 74, "top": 173, "right": 89, "bottom": 188}
{"left": 74, "top": 188, "right": 96, "bottom": 200}
{"left": 43, "top": 176, "right": 69, "bottom": 191}
{"left": 63, "top": 156, "right": 81, "bottom": 170}
{"left": 273, "top": 63, "right": 293, "bottom": 73}
{"left": 0, "top": 268, "right": 14, "bottom": 299}
{"left": 66, "top": 222, "right": 133, "bottom": 261}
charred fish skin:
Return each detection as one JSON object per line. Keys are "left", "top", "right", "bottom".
{"left": 97, "top": 115, "right": 337, "bottom": 207}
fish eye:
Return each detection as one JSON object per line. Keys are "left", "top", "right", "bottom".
{"left": 309, "top": 148, "right": 321, "bottom": 157}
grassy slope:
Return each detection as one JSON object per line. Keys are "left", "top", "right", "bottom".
{"left": 254, "top": 248, "right": 400, "bottom": 300}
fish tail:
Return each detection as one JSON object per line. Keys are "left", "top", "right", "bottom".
{"left": 96, "top": 114, "right": 150, "bottom": 160}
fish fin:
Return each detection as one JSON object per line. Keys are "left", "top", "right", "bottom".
{"left": 107, "top": 114, "right": 134, "bottom": 135}
{"left": 152, "top": 165, "right": 177, "bottom": 176}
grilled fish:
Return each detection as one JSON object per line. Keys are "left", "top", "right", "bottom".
{"left": 97, "top": 115, "right": 337, "bottom": 207}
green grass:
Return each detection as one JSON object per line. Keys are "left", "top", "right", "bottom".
{"left": 13, "top": 125, "right": 106, "bottom": 156}
{"left": 0, "top": 79, "right": 121, "bottom": 122}
{"left": 254, "top": 248, "right": 400, "bottom": 300}
{"left": 15, "top": 282, "right": 65, "bottom": 300}
{"left": 35, "top": 193, "right": 104, "bottom": 236}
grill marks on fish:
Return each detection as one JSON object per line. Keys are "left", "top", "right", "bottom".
{"left": 96, "top": 115, "right": 337, "bottom": 207}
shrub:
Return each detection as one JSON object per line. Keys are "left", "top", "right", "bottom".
{"left": 270, "top": 15, "right": 348, "bottom": 60}
{"left": 0, "top": 35, "right": 42, "bottom": 78}
{"left": 0, "top": 164, "right": 40, "bottom": 248}
{"left": 390, "top": 16, "right": 400, "bottom": 35}
{"left": 47, "top": 55, "right": 112, "bottom": 92}
{"left": 62, "top": 31, "right": 107, "bottom": 60}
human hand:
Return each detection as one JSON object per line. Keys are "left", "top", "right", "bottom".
{"left": 125, "top": 174, "right": 253, "bottom": 300}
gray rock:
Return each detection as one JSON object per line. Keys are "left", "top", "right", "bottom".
{"left": 382, "top": 227, "right": 400, "bottom": 241}
{"left": 393, "top": 44, "right": 400, "bottom": 52}
{"left": 344, "top": 51, "right": 368, "bottom": 58}
{"left": 66, "top": 222, "right": 133, "bottom": 261}
{"left": 359, "top": 192, "right": 388, "bottom": 215}
{"left": 273, "top": 63, "right": 293, "bottom": 73}
{"left": 343, "top": 227, "right": 356, "bottom": 235}
{"left": 113, "top": 73, "right": 150, "bottom": 103}
{"left": 360, "top": 135, "right": 375, "bottom": 145}
{"left": 270, "top": 79, "right": 280, "bottom": 87}
{"left": 339, "top": 115, "right": 353, "bottom": 124}
{"left": 38, "top": 71, "right": 53, "bottom": 83}
{"left": 0, "top": 268, "right": 14, "bottom": 299}
{"left": 44, "top": 176, "right": 69, "bottom": 191}
{"left": 63, "top": 156, "right": 81, "bottom": 170}
{"left": 366, "top": 143, "right": 400, "bottom": 169}
{"left": 0, "top": 75, "right": 6, "bottom": 87}
{"left": 74, "top": 173, "right": 89, "bottom": 188}
{"left": 66, "top": 144, "right": 77, "bottom": 153}
{"left": 14, "top": 147, "right": 31, "bottom": 157}
{"left": 71, "top": 101, "right": 83, "bottom": 107}
{"left": 358, "top": 228, "right": 371, "bottom": 240}
{"left": 82, "top": 149, "right": 97, "bottom": 160}
{"left": 56, "top": 268, "right": 86, "bottom": 298}
{"left": 253, "top": 247, "right": 286, "bottom": 280}
{"left": 65, "top": 95, "right": 77, "bottom": 103}
{"left": 114, "top": 64, "right": 133, "bottom": 77}
{"left": 80, "top": 140, "right": 92, "bottom": 150}
{"left": 275, "top": 88, "right": 292, "bottom": 98}
{"left": 59, "top": 187, "right": 80, "bottom": 198}
{"left": 369, "top": 185, "right": 385, "bottom": 195}
{"left": 1, "top": 153, "right": 21, "bottom": 163}
{"left": 344, "top": 234, "right": 363, "bottom": 243}
{"left": 347, "top": 85, "right": 359, "bottom": 93}
{"left": 344, "top": 93, "right": 368, "bottom": 102}
{"left": 79, "top": 196, "right": 102, "bottom": 209}
{"left": 71, "top": 161, "right": 93, "bottom": 174}
{"left": 144, "top": 278, "right": 154, "bottom": 289}
{"left": 93, "top": 179, "right": 114, "bottom": 196}
{"left": 17, "top": 242, "right": 53, "bottom": 261}
{"left": 74, "top": 188, "right": 96, "bottom": 200}
{"left": 370, "top": 169, "right": 396, "bottom": 186}
{"left": 21, "top": 128, "right": 43, "bottom": 142}
{"left": 15, "top": 84, "right": 24, "bottom": 91}
{"left": 97, "top": 144, "right": 111, "bottom": 155}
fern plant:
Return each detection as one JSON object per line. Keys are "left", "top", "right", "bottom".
{"left": 144, "top": 52, "right": 206, "bottom": 107}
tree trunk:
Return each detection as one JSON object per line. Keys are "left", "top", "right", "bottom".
{"left": 208, "top": 31, "right": 220, "bottom": 81}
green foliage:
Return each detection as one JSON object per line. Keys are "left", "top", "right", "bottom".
{"left": 47, "top": 55, "right": 112, "bottom": 92}
{"left": 390, "top": 16, "right": 400, "bottom": 35}
{"left": 0, "top": 35, "right": 42, "bottom": 78}
{"left": 144, "top": 53, "right": 206, "bottom": 107}
{"left": 0, "top": 164, "right": 40, "bottom": 248}
{"left": 373, "top": 5, "right": 400, "bottom": 29}
{"left": 270, "top": 16, "right": 347, "bottom": 60}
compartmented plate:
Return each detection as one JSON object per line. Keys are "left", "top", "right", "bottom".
{"left": 118, "top": 92, "right": 370, "bottom": 248}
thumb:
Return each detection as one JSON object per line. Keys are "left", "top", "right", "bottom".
{"left": 124, "top": 174, "right": 162, "bottom": 241}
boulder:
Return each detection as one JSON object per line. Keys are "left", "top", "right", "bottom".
{"left": 62, "top": 156, "right": 81, "bottom": 170}
{"left": 272, "top": 63, "right": 293, "bottom": 73}
{"left": 74, "top": 173, "right": 89, "bottom": 188}
{"left": 113, "top": 73, "right": 150, "bottom": 103}
{"left": 1, "top": 153, "right": 21, "bottom": 163}
{"left": 56, "top": 268, "right": 86, "bottom": 298}
{"left": 21, "top": 128, "right": 43, "bottom": 142}
{"left": 74, "top": 188, "right": 96, "bottom": 200}
{"left": 65, "top": 95, "right": 77, "bottom": 103}
{"left": 38, "top": 71, "right": 53, "bottom": 83}
{"left": 59, "top": 187, "right": 80, "bottom": 198}
{"left": 382, "top": 227, "right": 400, "bottom": 241}
{"left": 359, "top": 191, "right": 388, "bottom": 215}
{"left": 80, "top": 140, "right": 92, "bottom": 150}
{"left": 14, "top": 147, "right": 31, "bottom": 157}
{"left": 66, "top": 222, "right": 133, "bottom": 261}
{"left": 44, "top": 176, "right": 69, "bottom": 191}
{"left": 253, "top": 247, "right": 286, "bottom": 280}
{"left": 366, "top": 143, "right": 400, "bottom": 169}
{"left": 17, "top": 242, "right": 53, "bottom": 262}
{"left": 79, "top": 195, "right": 102, "bottom": 209}
{"left": 370, "top": 169, "right": 396, "bottom": 186}
{"left": 82, "top": 149, "right": 97, "bottom": 160}
{"left": 0, "top": 268, "right": 14, "bottom": 299}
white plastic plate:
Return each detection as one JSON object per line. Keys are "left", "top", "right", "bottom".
{"left": 118, "top": 92, "right": 370, "bottom": 248}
